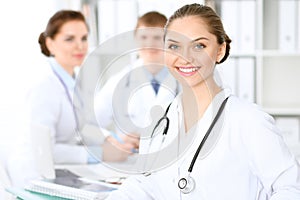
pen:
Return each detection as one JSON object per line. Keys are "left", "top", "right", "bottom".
{"left": 110, "top": 131, "right": 124, "bottom": 144}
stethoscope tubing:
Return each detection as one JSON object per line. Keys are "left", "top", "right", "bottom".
{"left": 50, "top": 65, "right": 80, "bottom": 131}
{"left": 188, "top": 96, "right": 229, "bottom": 172}
{"left": 150, "top": 95, "right": 229, "bottom": 173}
{"left": 147, "top": 92, "right": 230, "bottom": 194}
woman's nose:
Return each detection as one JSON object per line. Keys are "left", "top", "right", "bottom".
{"left": 76, "top": 40, "right": 85, "bottom": 50}
{"left": 180, "top": 47, "right": 194, "bottom": 64}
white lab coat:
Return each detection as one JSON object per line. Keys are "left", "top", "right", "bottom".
{"left": 26, "top": 58, "right": 90, "bottom": 164}
{"left": 107, "top": 88, "right": 300, "bottom": 200}
{"left": 94, "top": 59, "right": 179, "bottom": 143}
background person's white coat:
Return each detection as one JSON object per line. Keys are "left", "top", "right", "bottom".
{"left": 26, "top": 58, "right": 90, "bottom": 164}
{"left": 95, "top": 59, "right": 179, "bottom": 141}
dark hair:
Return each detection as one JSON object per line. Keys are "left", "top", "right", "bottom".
{"left": 38, "top": 10, "right": 88, "bottom": 57}
{"left": 165, "top": 3, "right": 231, "bottom": 64}
{"left": 135, "top": 11, "right": 167, "bottom": 31}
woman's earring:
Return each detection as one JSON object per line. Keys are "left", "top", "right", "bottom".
{"left": 216, "top": 57, "right": 222, "bottom": 64}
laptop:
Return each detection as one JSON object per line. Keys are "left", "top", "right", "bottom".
{"left": 27, "top": 123, "right": 116, "bottom": 199}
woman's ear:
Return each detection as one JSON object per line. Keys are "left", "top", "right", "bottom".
{"left": 45, "top": 37, "right": 54, "bottom": 56}
{"left": 216, "top": 42, "right": 226, "bottom": 63}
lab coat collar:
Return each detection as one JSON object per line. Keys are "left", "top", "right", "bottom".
{"left": 48, "top": 57, "right": 75, "bottom": 91}
{"left": 174, "top": 88, "right": 232, "bottom": 159}
{"left": 133, "top": 58, "right": 168, "bottom": 84}
{"left": 144, "top": 66, "right": 168, "bottom": 84}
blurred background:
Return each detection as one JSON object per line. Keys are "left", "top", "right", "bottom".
{"left": 0, "top": 0, "right": 205, "bottom": 167}
{"left": 0, "top": 0, "right": 300, "bottom": 192}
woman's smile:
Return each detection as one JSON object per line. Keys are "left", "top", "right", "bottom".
{"left": 176, "top": 66, "right": 201, "bottom": 77}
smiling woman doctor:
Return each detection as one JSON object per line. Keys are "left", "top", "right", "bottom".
{"left": 105, "top": 3, "right": 300, "bottom": 200}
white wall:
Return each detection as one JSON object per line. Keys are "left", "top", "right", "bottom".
{"left": 0, "top": 0, "right": 54, "bottom": 160}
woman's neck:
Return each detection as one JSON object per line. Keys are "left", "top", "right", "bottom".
{"left": 181, "top": 79, "right": 221, "bottom": 132}
{"left": 55, "top": 59, "right": 75, "bottom": 77}
{"left": 63, "top": 65, "right": 75, "bottom": 77}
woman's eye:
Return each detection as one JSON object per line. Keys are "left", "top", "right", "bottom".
{"left": 168, "top": 44, "right": 179, "bottom": 50}
{"left": 194, "top": 43, "right": 205, "bottom": 50}
{"left": 65, "top": 36, "right": 74, "bottom": 42}
{"left": 82, "top": 36, "right": 88, "bottom": 41}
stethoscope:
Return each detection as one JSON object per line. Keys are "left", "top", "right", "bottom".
{"left": 50, "top": 64, "right": 82, "bottom": 144}
{"left": 151, "top": 96, "right": 229, "bottom": 194}
{"left": 142, "top": 102, "right": 172, "bottom": 159}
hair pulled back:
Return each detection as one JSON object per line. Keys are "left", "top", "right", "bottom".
{"left": 38, "top": 10, "right": 87, "bottom": 57}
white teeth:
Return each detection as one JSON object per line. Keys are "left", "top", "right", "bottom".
{"left": 178, "top": 67, "right": 199, "bottom": 73}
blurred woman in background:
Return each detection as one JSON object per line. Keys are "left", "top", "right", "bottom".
{"left": 29, "top": 10, "right": 137, "bottom": 164}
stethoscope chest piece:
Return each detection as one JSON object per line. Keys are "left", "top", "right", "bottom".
{"left": 178, "top": 174, "right": 195, "bottom": 194}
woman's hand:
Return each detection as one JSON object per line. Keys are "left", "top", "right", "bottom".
{"left": 102, "top": 134, "right": 140, "bottom": 162}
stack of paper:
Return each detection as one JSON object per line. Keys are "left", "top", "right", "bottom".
{"left": 23, "top": 169, "right": 116, "bottom": 200}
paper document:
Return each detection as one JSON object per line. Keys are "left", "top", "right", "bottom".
{"left": 25, "top": 169, "right": 116, "bottom": 200}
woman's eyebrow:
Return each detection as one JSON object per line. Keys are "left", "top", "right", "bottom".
{"left": 166, "top": 37, "right": 209, "bottom": 43}
{"left": 192, "top": 37, "right": 209, "bottom": 42}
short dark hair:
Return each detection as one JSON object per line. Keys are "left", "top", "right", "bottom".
{"left": 135, "top": 11, "right": 167, "bottom": 30}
